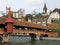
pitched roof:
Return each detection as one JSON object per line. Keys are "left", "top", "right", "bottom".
{"left": 0, "top": 17, "right": 6, "bottom": 24}
{"left": 50, "top": 8, "right": 60, "bottom": 14}
{"left": 32, "top": 15, "right": 49, "bottom": 21}
{"left": 5, "top": 12, "right": 13, "bottom": 23}
{"left": 47, "top": 23, "right": 60, "bottom": 29}
{"left": 0, "top": 17, "right": 60, "bottom": 30}
{"left": 0, "top": 16, "right": 48, "bottom": 29}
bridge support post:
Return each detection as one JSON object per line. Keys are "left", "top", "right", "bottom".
{"left": 30, "top": 34, "right": 42, "bottom": 40}
{"left": 40, "top": 34, "right": 43, "bottom": 40}
{"left": 31, "top": 35, "right": 40, "bottom": 40}
{"left": 35, "top": 35, "right": 40, "bottom": 40}
{"left": 30, "top": 34, "right": 43, "bottom": 40}
{"left": 2, "top": 34, "right": 10, "bottom": 43}
{"left": 0, "top": 35, "right": 3, "bottom": 43}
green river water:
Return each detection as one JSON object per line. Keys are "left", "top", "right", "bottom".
{"left": 0, "top": 36, "right": 60, "bottom": 45}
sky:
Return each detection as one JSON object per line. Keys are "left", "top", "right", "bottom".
{"left": 0, "top": 0, "right": 60, "bottom": 16}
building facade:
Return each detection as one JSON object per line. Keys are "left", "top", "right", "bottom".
{"left": 50, "top": 8, "right": 60, "bottom": 20}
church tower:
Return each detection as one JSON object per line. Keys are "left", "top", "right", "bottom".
{"left": 6, "top": 7, "right": 11, "bottom": 15}
{"left": 43, "top": 3, "right": 47, "bottom": 14}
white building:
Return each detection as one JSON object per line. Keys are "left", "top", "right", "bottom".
{"left": 50, "top": 8, "right": 60, "bottom": 20}
{"left": 50, "top": 12, "right": 60, "bottom": 19}
{"left": 13, "top": 12, "right": 19, "bottom": 18}
{"left": 12, "top": 11, "right": 25, "bottom": 21}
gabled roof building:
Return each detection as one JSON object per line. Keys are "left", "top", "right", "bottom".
{"left": 50, "top": 8, "right": 60, "bottom": 20}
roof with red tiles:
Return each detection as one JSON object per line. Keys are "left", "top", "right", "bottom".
{"left": 0, "top": 16, "right": 48, "bottom": 29}
{"left": 5, "top": 12, "right": 13, "bottom": 23}
{"left": 0, "top": 16, "right": 60, "bottom": 29}
{"left": 47, "top": 23, "right": 60, "bottom": 29}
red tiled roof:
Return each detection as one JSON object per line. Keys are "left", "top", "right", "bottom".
{"left": 13, "top": 20, "right": 48, "bottom": 29}
{"left": 0, "top": 17, "right": 6, "bottom": 24}
{"left": 0, "top": 17, "right": 60, "bottom": 29}
{"left": 0, "top": 28, "right": 5, "bottom": 34}
{"left": 0, "top": 17, "right": 48, "bottom": 29}
{"left": 47, "top": 23, "right": 60, "bottom": 29}
{"left": 5, "top": 12, "right": 13, "bottom": 23}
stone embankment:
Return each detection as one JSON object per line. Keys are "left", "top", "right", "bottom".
{"left": 43, "top": 37, "right": 60, "bottom": 40}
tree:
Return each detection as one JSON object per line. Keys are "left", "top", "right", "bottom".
{"left": 51, "top": 28, "right": 60, "bottom": 36}
{"left": 10, "top": 11, "right": 13, "bottom": 17}
{"left": 52, "top": 18, "right": 60, "bottom": 24}
{"left": 1, "top": 11, "right": 6, "bottom": 17}
{"left": 35, "top": 13, "right": 42, "bottom": 18}
{"left": 18, "top": 8, "right": 25, "bottom": 15}
{"left": 32, "top": 10, "right": 37, "bottom": 15}
{"left": 25, "top": 14, "right": 33, "bottom": 21}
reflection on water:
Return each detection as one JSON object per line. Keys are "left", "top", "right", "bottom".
{"left": 1, "top": 40, "right": 60, "bottom": 45}
{"left": 0, "top": 36, "right": 60, "bottom": 45}
{"left": 9, "top": 35, "right": 31, "bottom": 43}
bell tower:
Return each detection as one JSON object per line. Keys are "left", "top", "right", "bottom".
{"left": 43, "top": 3, "right": 47, "bottom": 14}
{"left": 6, "top": 7, "right": 10, "bottom": 15}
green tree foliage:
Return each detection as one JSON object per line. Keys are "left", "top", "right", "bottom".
{"left": 1, "top": 11, "right": 7, "bottom": 17}
{"left": 50, "top": 28, "right": 60, "bottom": 36}
{"left": 10, "top": 11, "right": 13, "bottom": 18}
{"left": 52, "top": 18, "right": 60, "bottom": 23}
{"left": 35, "top": 13, "right": 42, "bottom": 18}
{"left": 25, "top": 14, "right": 33, "bottom": 21}
{"left": 18, "top": 8, "right": 25, "bottom": 15}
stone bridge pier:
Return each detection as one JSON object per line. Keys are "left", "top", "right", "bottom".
{"left": 0, "top": 35, "right": 3, "bottom": 43}
{"left": 30, "top": 33, "right": 43, "bottom": 40}
{"left": 0, "top": 34, "right": 10, "bottom": 43}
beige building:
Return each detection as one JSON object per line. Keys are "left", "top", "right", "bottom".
{"left": 12, "top": 11, "right": 25, "bottom": 21}
{"left": 32, "top": 15, "right": 50, "bottom": 26}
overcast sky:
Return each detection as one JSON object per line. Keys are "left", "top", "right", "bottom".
{"left": 0, "top": 0, "right": 60, "bottom": 15}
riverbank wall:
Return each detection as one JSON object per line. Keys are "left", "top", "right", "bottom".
{"left": 43, "top": 37, "right": 60, "bottom": 40}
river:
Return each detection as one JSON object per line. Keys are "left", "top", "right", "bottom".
{"left": 0, "top": 36, "right": 60, "bottom": 45}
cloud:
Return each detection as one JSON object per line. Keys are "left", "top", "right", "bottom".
{"left": 24, "top": 0, "right": 43, "bottom": 5}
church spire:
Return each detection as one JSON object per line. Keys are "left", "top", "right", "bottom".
{"left": 43, "top": 3, "right": 47, "bottom": 13}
